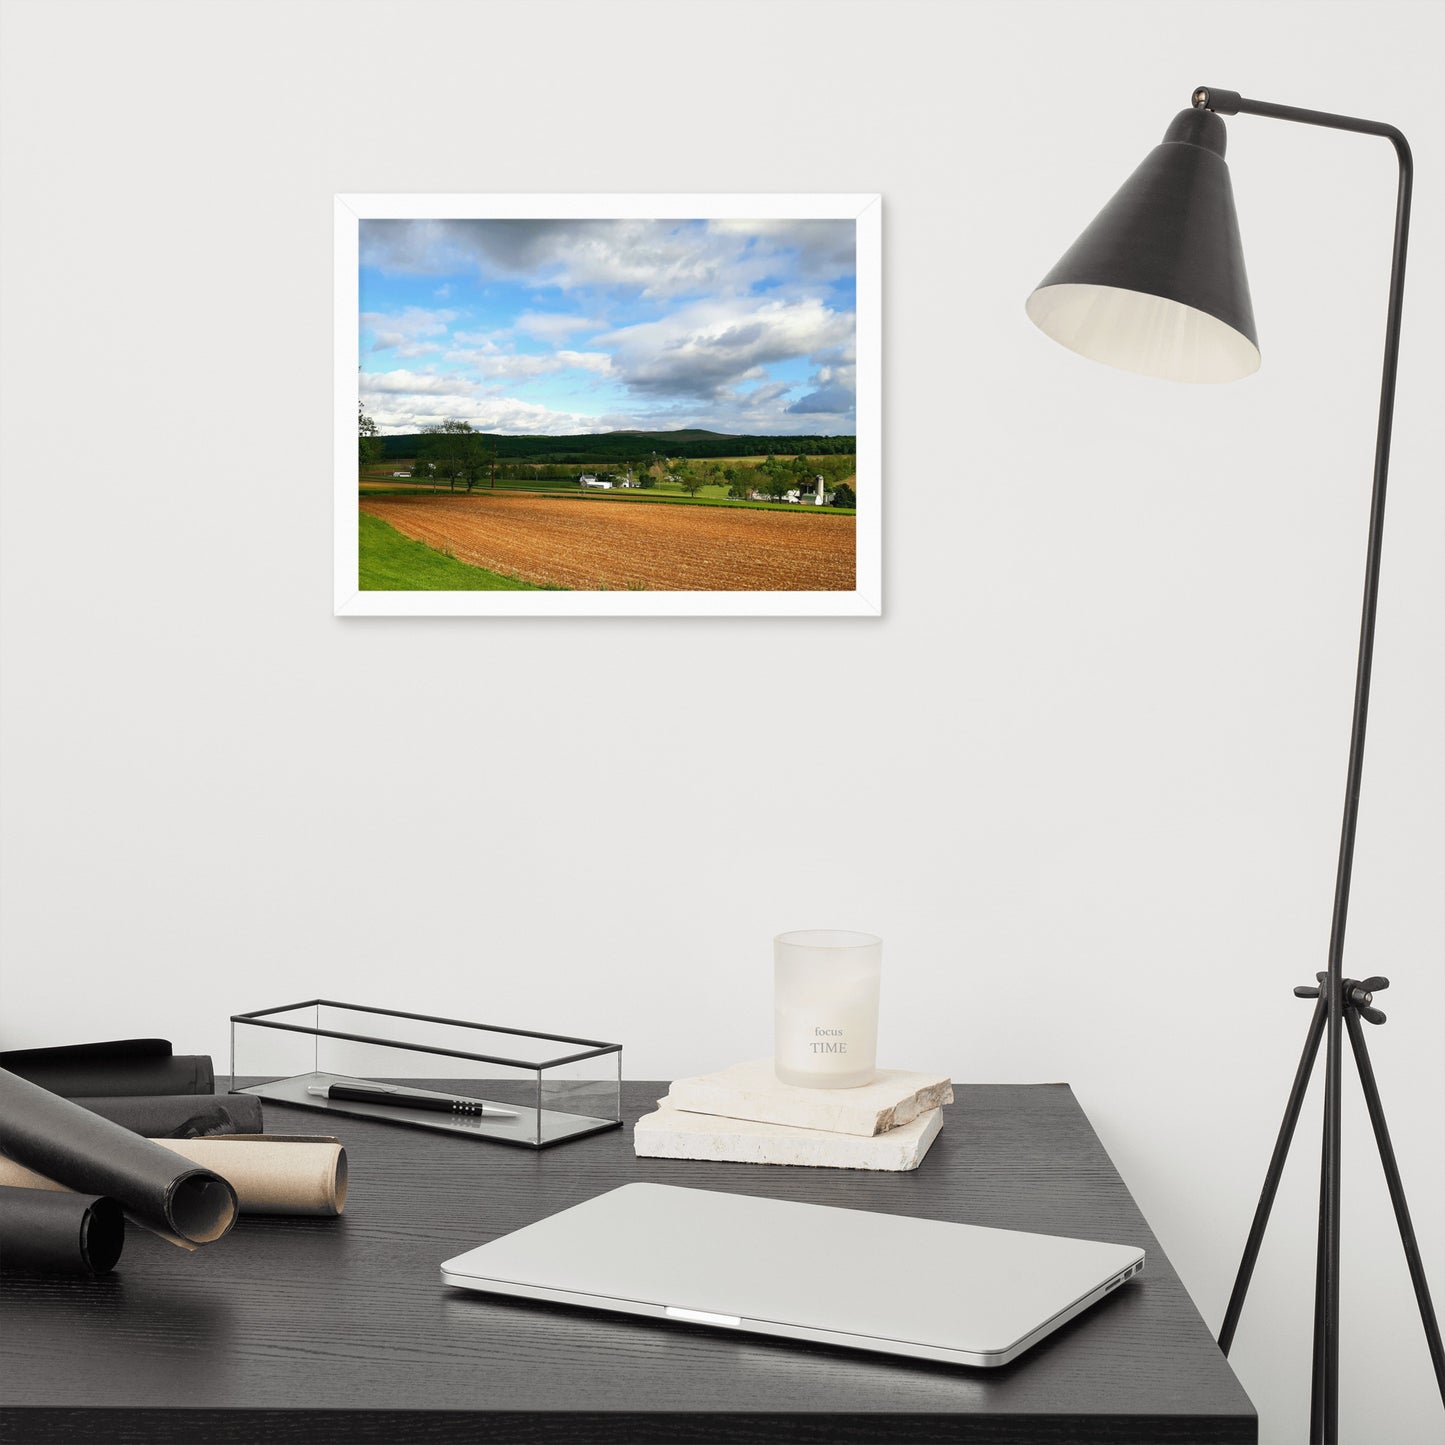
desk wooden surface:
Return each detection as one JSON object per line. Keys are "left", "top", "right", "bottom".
{"left": 0, "top": 1082, "right": 1255, "bottom": 1444}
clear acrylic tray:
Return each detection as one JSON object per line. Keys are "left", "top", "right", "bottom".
{"left": 230, "top": 1000, "right": 622, "bottom": 1148}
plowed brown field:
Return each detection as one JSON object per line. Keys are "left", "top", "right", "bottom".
{"left": 359, "top": 493, "right": 855, "bottom": 591}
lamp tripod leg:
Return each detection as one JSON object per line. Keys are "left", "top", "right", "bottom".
{"left": 1219, "top": 992, "right": 1329, "bottom": 1355}
{"left": 1344, "top": 1009, "right": 1445, "bottom": 1400}
{"left": 1321, "top": 979, "right": 1344, "bottom": 1445}
{"left": 1310, "top": 1091, "right": 1333, "bottom": 1444}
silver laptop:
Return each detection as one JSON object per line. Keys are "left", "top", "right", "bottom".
{"left": 440, "top": 1182, "right": 1145, "bottom": 1367}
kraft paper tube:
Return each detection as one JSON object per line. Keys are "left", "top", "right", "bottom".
{"left": 0, "top": 1068, "right": 236, "bottom": 1249}
{"left": 0, "top": 1185, "right": 126, "bottom": 1276}
{"left": 0, "top": 1137, "right": 348, "bottom": 1218}
{"left": 152, "top": 1137, "right": 348, "bottom": 1216}
{"left": 73, "top": 1094, "right": 265, "bottom": 1138}
{"left": 0, "top": 1040, "right": 214, "bottom": 1097}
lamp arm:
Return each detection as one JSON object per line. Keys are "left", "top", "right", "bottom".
{"left": 1195, "top": 85, "right": 1415, "bottom": 1444}
{"left": 1192, "top": 86, "right": 1410, "bottom": 154}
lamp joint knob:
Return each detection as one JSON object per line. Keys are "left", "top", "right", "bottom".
{"left": 1192, "top": 86, "right": 1242, "bottom": 115}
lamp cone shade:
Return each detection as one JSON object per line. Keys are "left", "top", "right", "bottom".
{"left": 1027, "top": 108, "right": 1259, "bottom": 383}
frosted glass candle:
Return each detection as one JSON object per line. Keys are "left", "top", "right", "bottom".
{"left": 773, "top": 930, "right": 882, "bottom": 1089}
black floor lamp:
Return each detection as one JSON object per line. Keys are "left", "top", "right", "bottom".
{"left": 1025, "top": 87, "right": 1442, "bottom": 1445}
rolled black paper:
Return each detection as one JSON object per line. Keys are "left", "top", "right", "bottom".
{"left": 0, "top": 1040, "right": 213, "bottom": 1097}
{"left": 72, "top": 1094, "right": 264, "bottom": 1139}
{"left": 0, "top": 1069, "right": 237, "bottom": 1248}
{"left": 0, "top": 1185, "right": 125, "bottom": 1276}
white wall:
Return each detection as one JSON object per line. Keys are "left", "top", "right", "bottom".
{"left": 1, "top": 2, "right": 1440, "bottom": 1439}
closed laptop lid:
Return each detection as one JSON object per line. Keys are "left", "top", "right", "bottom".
{"left": 441, "top": 1182, "right": 1144, "bottom": 1362}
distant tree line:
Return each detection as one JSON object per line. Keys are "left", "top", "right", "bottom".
{"left": 376, "top": 430, "right": 856, "bottom": 464}
{"left": 672, "top": 454, "right": 855, "bottom": 507}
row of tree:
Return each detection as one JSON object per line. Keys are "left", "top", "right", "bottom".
{"left": 374, "top": 428, "right": 857, "bottom": 465}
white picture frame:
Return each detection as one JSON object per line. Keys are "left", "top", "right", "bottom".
{"left": 334, "top": 193, "right": 881, "bottom": 617}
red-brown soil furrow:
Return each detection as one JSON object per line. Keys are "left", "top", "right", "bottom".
{"left": 359, "top": 493, "right": 856, "bottom": 592}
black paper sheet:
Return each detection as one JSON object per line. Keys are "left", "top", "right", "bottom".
{"left": 0, "top": 1040, "right": 214, "bottom": 1097}
{"left": 0, "top": 1069, "right": 237, "bottom": 1248}
{"left": 73, "top": 1094, "right": 264, "bottom": 1138}
{"left": 0, "top": 1185, "right": 125, "bottom": 1276}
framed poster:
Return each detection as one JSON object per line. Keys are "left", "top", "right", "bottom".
{"left": 334, "top": 194, "right": 880, "bottom": 616}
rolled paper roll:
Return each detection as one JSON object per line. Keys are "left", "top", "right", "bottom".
{"left": 72, "top": 1094, "right": 264, "bottom": 1139}
{"left": 0, "top": 1185, "right": 125, "bottom": 1276}
{"left": 152, "top": 1137, "right": 348, "bottom": 1217}
{"left": 0, "top": 1040, "right": 214, "bottom": 1097}
{"left": 0, "top": 1069, "right": 236, "bottom": 1249}
{"left": 0, "top": 1136, "right": 348, "bottom": 1218}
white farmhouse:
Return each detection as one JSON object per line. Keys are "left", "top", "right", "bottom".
{"left": 781, "top": 477, "right": 834, "bottom": 506}
{"left": 579, "top": 473, "right": 612, "bottom": 490}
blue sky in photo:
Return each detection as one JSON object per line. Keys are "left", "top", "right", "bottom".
{"left": 358, "top": 219, "right": 857, "bottom": 435}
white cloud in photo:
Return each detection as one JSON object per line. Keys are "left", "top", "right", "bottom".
{"left": 358, "top": 217, "right": 858, "bottom": 435}
{"left": 742, "top": 380, "right": 796, "bottom": 407}
{"left": 513, "top": 312, "right": 606, "bottom": 341}
{"left": 361, "top": 306, "right": 458, "bottom": 352}
{"left": 440, "top": 348, "right": 614, "bottom": 381}
{"left": 788, "top": 348, "right": 857, "bottom": 415}
{"left": 448, "top": 332, "right": 503, "bottom": 352}
{"left": 705, "top": 218, "right": 857, "bottom": 280}
{"left": 360, "top": 369, "right": 481, "bottom": 397}
{"left": 556, "top": 349, "right": 614, "bottom": 375}
{"left": 598, "top": 297, "right": 855, "bottom": 401}
{"left": 358, "top": 381, "right": 609, "bottom": 436}
{"left": 360, "top": 219, "right": 855, "bottom": 299}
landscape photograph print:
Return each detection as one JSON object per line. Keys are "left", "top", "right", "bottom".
{"left": 336, "top": 196, "right": 881, "bottom": 616}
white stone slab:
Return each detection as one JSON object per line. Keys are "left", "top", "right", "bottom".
{"left": 634, "top": 1100, "right": 943, "bottom": 1171}
{"left": 665, "top": 1058, "right": 953, "bottom": 1137}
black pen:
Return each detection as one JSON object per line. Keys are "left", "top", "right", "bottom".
{"left": 307, "top": 1079, "right": 516, "bottom": 1118}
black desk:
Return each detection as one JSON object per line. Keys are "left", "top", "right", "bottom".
{"left": 0, "top": 1082, "right": 1255, "bottom": 1443}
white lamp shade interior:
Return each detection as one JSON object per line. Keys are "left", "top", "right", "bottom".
{"left": 1026, "top": 282, "right": 1261, "bottom": 384}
